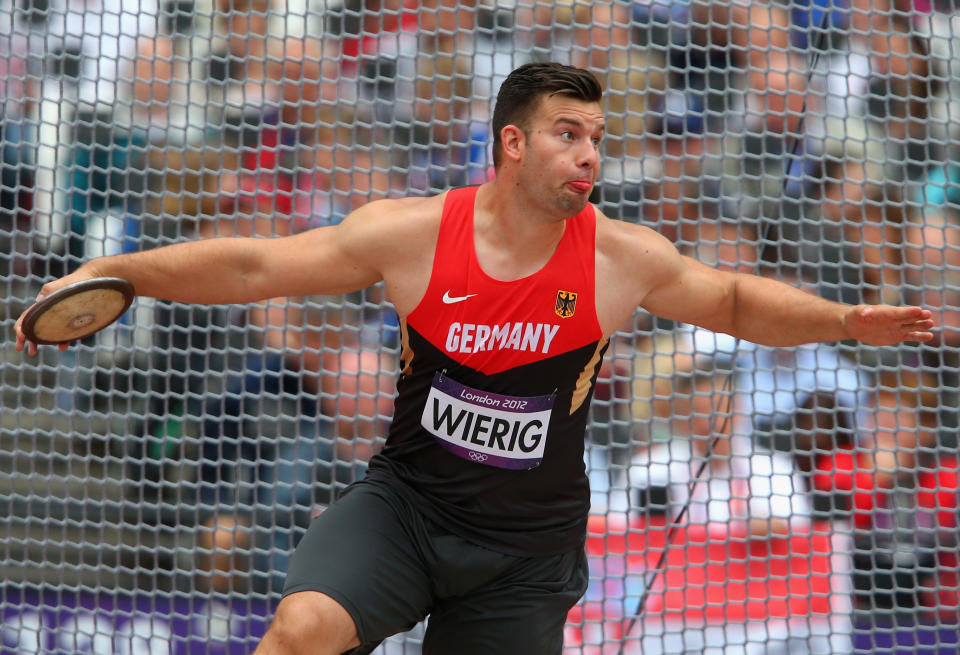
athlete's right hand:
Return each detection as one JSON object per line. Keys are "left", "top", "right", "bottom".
{"left": 15, "top": 268, "right": 103, "bottom": 356}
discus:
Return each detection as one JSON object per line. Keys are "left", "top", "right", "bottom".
{"left": 19, "top": 277, "right": 136, "bottom": 345}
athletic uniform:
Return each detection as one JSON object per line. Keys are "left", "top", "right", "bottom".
{"left": 285, "top": 186, "right": 608, "bottom": 653}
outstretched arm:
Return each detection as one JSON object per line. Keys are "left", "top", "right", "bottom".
{"left": 15, "top": 199, "right": 400, "bottom": 354}
{"left": 637, "top": 233, "right": 934, "bottom": 347}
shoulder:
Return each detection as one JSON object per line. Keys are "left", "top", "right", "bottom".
{"left": 593, "top": 207, "right": 684, "bottom": 278}
{"left": 590, "top": 206, "right": 689, "bottom": 331}
{"left": 340, "top": 193, "right": 446, "bottom": 240}
{"left": 336, "top": 193, "right": 450, "bottom": 315}
{"left": 333, "top": 192, "right": 447, "bottom": 276}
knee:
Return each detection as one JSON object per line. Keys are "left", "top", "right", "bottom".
{"left": 259, "top": 592, "right": 359, "bottom": 655}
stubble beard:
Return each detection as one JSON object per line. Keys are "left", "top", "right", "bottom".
{"left": 557, "top": 190, "right": 588, "bottom": 217}
{"left": 521, "top": 163, "right": 588, "bottom": 220}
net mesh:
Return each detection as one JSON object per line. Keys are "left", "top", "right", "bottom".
{"left": 2, "top": 0, "right": 959, "bottom": 652}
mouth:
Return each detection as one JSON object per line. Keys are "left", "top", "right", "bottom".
{"left": 566, "top": 180, "right": 593, "bottom": 193}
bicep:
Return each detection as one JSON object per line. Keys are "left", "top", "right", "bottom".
{"left": 640, "top": 253, "right": 737, "bottom": 332}
{"left": 248, "top": 221, "right": 384, "bottom": 299}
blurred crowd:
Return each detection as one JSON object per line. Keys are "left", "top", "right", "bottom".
{"left": 2, "top": 0, "right": 960, "bottom": 650}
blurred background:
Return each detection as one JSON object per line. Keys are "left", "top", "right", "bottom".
{"left": 1, "top": 0, "right": 959, "bottom": 653}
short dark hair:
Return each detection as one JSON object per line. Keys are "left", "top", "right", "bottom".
{"left": 491, "top": 62, "right": 603, "bottom": 168}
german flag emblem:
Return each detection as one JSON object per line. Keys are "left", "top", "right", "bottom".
{"left": 555, "top": 290, "right": 578, "bottom": 318}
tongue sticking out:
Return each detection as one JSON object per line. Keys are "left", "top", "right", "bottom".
{"left": 568, "top": 181, "right": 592, "bottom": 193}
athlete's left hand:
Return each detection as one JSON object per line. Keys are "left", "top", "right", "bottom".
{"left": 844, "top": 305, "right": 935, "bottom": 345}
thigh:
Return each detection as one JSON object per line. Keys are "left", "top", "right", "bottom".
{"left": 283, "top": 482, "right": 434, "bottom": 646}
{"left": 423, "top": 547, "right": 588, "bottom": 655}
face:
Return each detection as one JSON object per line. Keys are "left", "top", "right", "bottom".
{"left": 511, "top": 94, "right": 604, "bottom": 218}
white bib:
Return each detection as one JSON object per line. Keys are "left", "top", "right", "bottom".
{"left": 420, "top": 372, "right": 555, "bottom": 470}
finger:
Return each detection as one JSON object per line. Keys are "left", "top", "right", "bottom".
{"left": 901, "top": 319, "right": 936, "bottom": 330}
{"left": 15, "top": 306, "right": 33, "bottom": 353}
{"left": 907, "top": 331, "right": 935, "bottom": 343}
{"left": 898, "top": 306, "right": 933, "bottom": 321}
{"left": 873, "top": 305, "right": 923, "bottom": 318}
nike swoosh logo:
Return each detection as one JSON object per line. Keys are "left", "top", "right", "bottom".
{"left": 442, "top": 291, "right": 478, "bottom": 304}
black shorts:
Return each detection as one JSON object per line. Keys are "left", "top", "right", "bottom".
{"left": 283, "top": 480, "right": 588, "bottom": 655}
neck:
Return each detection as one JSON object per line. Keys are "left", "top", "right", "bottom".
{"left": 479, "top": 179, "right": 569, "bottom": 239}
{"left": 473, "top": 181, "right": 569, "bottom": 283}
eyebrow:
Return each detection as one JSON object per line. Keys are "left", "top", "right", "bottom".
{"left": 554, "top": 118, "right": 606, "bottom": 133}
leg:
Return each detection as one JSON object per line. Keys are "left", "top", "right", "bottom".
{"left": 423, "top": 547, "right": 588, "bottom": 655}
{"left": 260, "top": 482, "right": 434, "bottom": 653}
{"left": 253, "top": 590, "right": 360, "bottom": 655}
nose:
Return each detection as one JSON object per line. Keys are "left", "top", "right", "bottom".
{"left": 577, "top": 140, "right": 599, "bottom": 171}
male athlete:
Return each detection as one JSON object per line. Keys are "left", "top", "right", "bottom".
{"left": 16, "top": 63, "right": 934, "bottom": 654}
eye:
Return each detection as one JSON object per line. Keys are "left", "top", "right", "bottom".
{"left": 560, "top": 130, "right": 574, "bottom": 141}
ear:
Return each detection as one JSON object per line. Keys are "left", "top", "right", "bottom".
{"left": 499, "top": 125, "right": 525, "bottom": 164}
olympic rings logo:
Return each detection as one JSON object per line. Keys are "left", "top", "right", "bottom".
{"left": 469, "top": 452, "right": 489, "bottom": 462}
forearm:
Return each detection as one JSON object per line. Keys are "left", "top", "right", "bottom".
{"left": 729, "top": 275, "right": 851, "bottom": 346}
{"left": 641, "top": 243, "right": 932, "bottom": 348}
{"left": 75, "top": 238, "right": 266, "bottom": 304}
